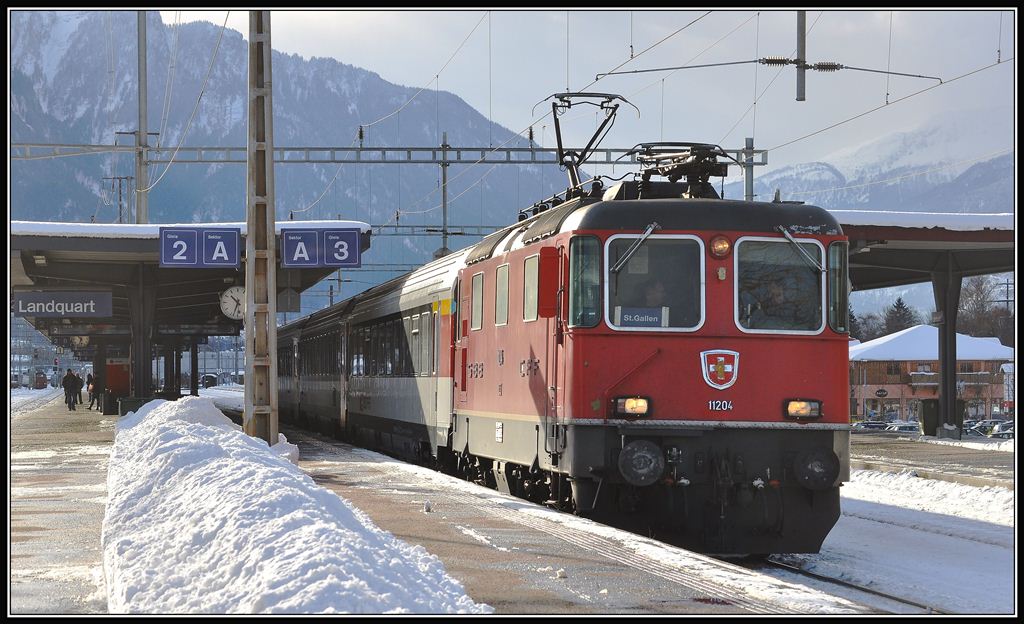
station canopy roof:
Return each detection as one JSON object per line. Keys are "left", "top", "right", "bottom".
{"left": 10, "top": 219, "right": 370, "bottom": 359}
{"left": 828, "top": 210, "right": 1014, "bottom": 291}
{"left": 849, "top": 324, "right": 1015, "bottom": 362}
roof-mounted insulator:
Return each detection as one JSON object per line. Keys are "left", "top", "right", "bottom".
{"left": 760, "top": 56, "right": 793, "bottom": 66}
{"left": 812, "top": 61, "right": 844, "bottom": 72}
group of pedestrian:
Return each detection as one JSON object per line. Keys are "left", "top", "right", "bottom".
{"left": 60, "top": 369, "right": 102, "bottom": 411}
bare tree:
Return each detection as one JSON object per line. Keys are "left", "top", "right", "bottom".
{"left": 858, "top": 312, "right": 886, "bottom": 342}
{"left": 958, "top": 275, "right": 1014, "bottom": 346}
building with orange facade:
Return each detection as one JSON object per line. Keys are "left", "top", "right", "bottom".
{"left": 849, "top": 325, "right": 1014, "bottom": 421}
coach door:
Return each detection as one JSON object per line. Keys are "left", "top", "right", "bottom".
{"left": 538, "top": 247, "right": 566, "bottom": 459}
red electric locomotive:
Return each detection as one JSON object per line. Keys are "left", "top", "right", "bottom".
{"left": 278, "top": 94, "right": 850, "bottom": 554}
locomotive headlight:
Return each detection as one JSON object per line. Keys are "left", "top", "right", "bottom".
{"left": 709, "top": 235, "right": 732, "bottom": 258}
{"left": 785, "top": 399, "right": 822, "bottom": 419}
{"left": 615, "top": 396, "right": 650, "bottom": 416}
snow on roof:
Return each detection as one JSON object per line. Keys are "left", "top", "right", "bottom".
{"left": 104, "top": 397, "right": 490, "bottom": 614}
{"left": 828, "top": 210, "right": 1013, "bottom": 231}
{"left": 11, "top": 219, "right": 371, "bottom": 239}
{"left": 849, "top": 324, "right": 1015, "bottom": 361}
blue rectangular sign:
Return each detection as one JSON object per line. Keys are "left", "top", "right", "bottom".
{"left": 160, "top": 228, "right": 198, "bottom": 266}
{"left": 202, "top": 229, "right": 240, "bottom": 267}
{"left": 160, "top": 227, "right": 241, "bottom": 268}
{"left": 281, "top": 230, "right": 321, "bottom": 267}
{"left": 323, "top": 229, "right": 362, "bottom": 267}
{"left": 13, "top": 291, "right": 113, "bottom": 317}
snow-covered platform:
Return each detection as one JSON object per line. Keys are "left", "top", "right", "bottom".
{"left": 10, "top": 390, "right": 112, "bottom": 613}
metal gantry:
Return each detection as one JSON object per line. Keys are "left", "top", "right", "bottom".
{"left": 11, "top": 143, "right": 767, "bottom": 168}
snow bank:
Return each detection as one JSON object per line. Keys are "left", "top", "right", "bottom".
{"left": 102, "top": 396, "right": 490, "bottom": 614}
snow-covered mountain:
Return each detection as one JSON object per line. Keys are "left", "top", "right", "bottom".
{"left": 10, "top": 11, "right": 563, "bottom": 228}
{"left": 722, "top": 105, "right": 1013, "bottom": 213}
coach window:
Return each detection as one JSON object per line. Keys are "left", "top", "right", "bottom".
{"left": 471, "top": 272, "right": 484, "bottom": 330}
{"left": 421, "top": 312, "right": 432, "bottom": 376}
{"left": 606, "top": 235, "right": 702, "bottom": 331}
{"left": 570, "top": 236, "right": 601, "bottom": 327}
{"left": 495, "top": 264, "right": 509, "bottom": 326}
{"left": 524, "top": 255, "right": 539, "bottom": 322}
{"left": 736, "top": 238, "right": 824, "bottom": 333}
{"left": 410, "top": 315, "right": 421, "bottom": 375}
{"left": 390, "top": 319, "right": 400, "bottom": 375}
{"left": 373, "top": 322, "right": 384, "bottom": 375}
{"left": 828, "top": 241, "right": 850, "bottom": 333}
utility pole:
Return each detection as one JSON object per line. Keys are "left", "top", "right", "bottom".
{"left": 244, "top": 10, "right": 279, "bottom": 445}
{"left": 103, "top": 176, "right": 133, "bottom": 223}
{"left": 744, "top": 137, "right": 755, "bottom": 201}
{"left": 136, "top": 11, "right": 149, "bottom": 224}
{"left": 796, "top": 10, "right": 806, "bottom": 101}
{"left": 435, "top": 131, "right": 451, "bottom": 259}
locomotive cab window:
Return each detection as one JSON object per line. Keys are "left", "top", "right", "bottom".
{"left": 570, "top": 236, "right": 601, "bottom": 328}
{"left": 605, "top": 235, "right": 703, "bottom": 331}
{"left": 736, "top": 237, "right": 825, "bottom": 333}
{"left": 828, "top": 241, "right": 850, "bottom": 333}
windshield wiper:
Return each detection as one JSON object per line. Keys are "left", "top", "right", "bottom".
{"left": 611, "top": 222, "right": 661, "bottom": 273}
{"left": 776, "top": 225, "right": 824, "bottom": 275}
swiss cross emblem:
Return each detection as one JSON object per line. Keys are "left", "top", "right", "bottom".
{"left": 700, "top": 350, "right": 739, "bottom": 390}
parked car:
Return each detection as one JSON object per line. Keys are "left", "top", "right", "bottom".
{"left": 963, "top": 426, "right": 989, "bottom": 437}
{"left": 853, "top": 421, "right": 890, "bottom": 430}
{"left": 973, "top": 420, "right": 1004, "bottom": 435}
{"left": 962, "top": 420, "right": 979, "bottom": 431}
{"left": 990, "top": 428, "right": 1014, "bottom": 439}
{"left": 885, "top": 423, "right": 921, "bottom": 434}
{"left": 991, "top": 421, "right": 1014, "bottom": 435}
{"left": 201, "top": 374, "right": 218, "bottom": 388}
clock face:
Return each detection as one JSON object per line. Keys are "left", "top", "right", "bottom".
{"left": 220, "top": 286, "right": 246, "bottom": 320}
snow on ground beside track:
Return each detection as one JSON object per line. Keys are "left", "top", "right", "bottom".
{"left": 11, "top": 386, "right": 63, "bottom": 412}
{"left": 843, "top": 469, "right": 1014, "bottom": 528}
{"left": 776, "top": 469, "right": 1015, "bottom": 615}
{"left": 102, "top": 396, "right": 490, "bottom": 614}
{"left": 915, "top": 434, "right": 1015, "bottom": 453}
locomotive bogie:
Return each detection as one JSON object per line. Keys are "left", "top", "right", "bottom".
{"left": 559, "top": 425, "right": 845, "bottom": 553}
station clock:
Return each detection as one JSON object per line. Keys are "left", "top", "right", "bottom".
{"left": 219, "top": 286, "right": 246, "bottom": 320}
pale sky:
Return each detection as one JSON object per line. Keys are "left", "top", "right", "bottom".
{"left": 156, "top": 9, "right": 1016, "bottom": 175}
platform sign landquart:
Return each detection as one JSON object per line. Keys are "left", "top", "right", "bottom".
{"left": 13, "top": 291, "right": 113, "bottom": 317}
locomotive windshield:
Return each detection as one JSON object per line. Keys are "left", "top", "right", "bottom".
{"left": 736, "top": 238, "right": 824, "bottom": 333}
{"left": 605, "top": 235, "right": 703, "bottom": 331}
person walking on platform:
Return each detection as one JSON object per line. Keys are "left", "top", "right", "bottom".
{"left": 61, "top": 369, "right": 78, "bottom": 411}
{"left": 86, "top": 373, "right": 95, "bottom": 409}
{"left": 88, "top": 376, "right": 103, "bottom": 411}
{"left": 75, "top": 372, "right": 85, "bottom": 406}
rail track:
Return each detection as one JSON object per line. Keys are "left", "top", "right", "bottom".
{"left": 756, "top": 557, "right": 948, "bottom": 614}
